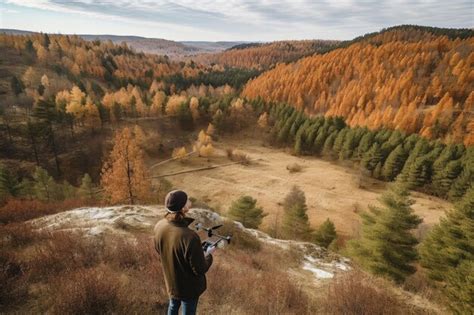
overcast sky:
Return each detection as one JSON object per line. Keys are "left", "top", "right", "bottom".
{"left": 0, "top": 0, "right": 472, "bottom": 41}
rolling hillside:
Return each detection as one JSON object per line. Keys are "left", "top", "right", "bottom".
{"left": 194, "top": 40, "right": 339, "bottom": 69}
{"left": 0, "top": 29, "right": 243, "bottom": 58}
{"left": 242, "top": 26, "right": 474, "bottom": 145}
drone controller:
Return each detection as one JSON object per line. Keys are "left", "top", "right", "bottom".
{"left": 195, "top": 223, "right": 232, "bottom": 252}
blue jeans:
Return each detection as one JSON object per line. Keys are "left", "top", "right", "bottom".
{"left": 167, "top": 298, "right": 199, "bottom": 315}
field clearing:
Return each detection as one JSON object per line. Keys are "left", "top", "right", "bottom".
{"left": 152, "top": 135, "right": 451, "bottom": 237}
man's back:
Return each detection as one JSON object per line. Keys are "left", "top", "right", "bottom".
{"left": 154, "top": 217, "right": 213, "bottom": 300}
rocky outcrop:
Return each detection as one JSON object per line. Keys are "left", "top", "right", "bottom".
{"left": 31, "top": 206, "right": 350, "bottom": 280}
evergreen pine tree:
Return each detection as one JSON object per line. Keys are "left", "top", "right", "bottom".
{"left": 403, "top": 134, "right": 419, "bottom": 152}
{"left": 18, "top": 178, "right": 34, "bottom": 199}
{"left": 313, "top": 218, "right": 337, "bottom": 248}
{"left": 211, "top": 109, "right": 225, "bottom": 133}
{"left": 382, "top": 144, "right": 407, "bottom": 181}
{"left": 57, "top": 181, "right": 77, "bottom": 200}
{"left": 306, "top": 125, "right": 320, "bottom": 149}
{"left": 348, "top": 181, "right": 422, "bottom": 283}
{"left": 34, "top": 99, "right": 62, "bottom": 175}
{"left": 24, "top": 39, "right": 37, "bottom": 62}
{"left": 43, "top": 33, "right": 51, "bottom": 47}
{"left": 32, "top": 166, "right": 56, "bottom": 201}
{"left": 79, "top": 173, "right": 96, "bottom": 200}
{"left": 404, "top": 157, "right": 431, "bottom": 189}
{"left": 313, "top": 128, "right": 328, "bottom": 154}
{"left": 433, "top": 145, "right": 456, "bottom": 181}
{"left": 419, "top": 188, "right": 473, "bottom": 313}
{"left": 289, "top": 121, "right": 299, "bottom": 141}
{"left": 281, "top": 186, "right": 312, "bottom": 240}
{"left": 448, "top": 169, "right": 472, "bottom": 201}
{"left": 375, "top": 129, "right": 392, "bottom": 143}
{"left": 177, "top": 102, "right": 194, "bottom": 130}
{"left": 339, "top": 129, "right": 357, "bottom": 160}
{"left": 0, "top": 165, "right": 21, "bottom": 200}
{"left": 373, "top": 162, "right": 383, "bottom": 179}
{"left": 400, "top": 138, "right": 430, "bottom": 178}
{"left": 357, "top": 132, "right": 375, "bottom": 158}
{"left": 332, "top": 128, "right": 348, "bottom": 157}
{"left": 433, "top": 160, "right": 463, "bottom": 198}
{"left": 432, "top": 145, "right": 456, "bottom": 188}
{"left": 447, "top": 146, "right": 473, "bottom": 200}
{"left": 227, "top": 195, "right": 267, "bottom": 229}
{"left": 277, "top": 119, "right": 292, "bottom": 143}
{"left": 333, "top": 117, "right": 346, "bottom": 130}
{"left": 10, "top": 76, "right": 24, "bottom": 96}
{"left": 361, "top": 143, "right": 382, "bottom": 172}
{"left": 322, "top": 131, "right": 338, "bottom": 158}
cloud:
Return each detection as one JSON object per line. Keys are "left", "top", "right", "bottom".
{"left": 4, "top": 0, "right": 473, "bottom": 40}
{"left": 0, "top": 6, "right": 18, "bottom": 14}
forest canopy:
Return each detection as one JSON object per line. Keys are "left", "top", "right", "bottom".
{"left": 242, "top": 26, "right": 474, "bottom": 145}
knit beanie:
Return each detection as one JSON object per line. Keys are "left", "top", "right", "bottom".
{"left": 165, "top": 190, "right": 188, "bottom": 212}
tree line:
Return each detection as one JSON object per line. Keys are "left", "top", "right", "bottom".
{"left": 254, "top": 99, "right": 473, "bottom": 202}
{"left": 194, "top": 40, "right": 339, "bottom": 70}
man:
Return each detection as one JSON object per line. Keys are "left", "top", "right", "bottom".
{"left": 154, "top": 190, "right": 215, "bottom": 315}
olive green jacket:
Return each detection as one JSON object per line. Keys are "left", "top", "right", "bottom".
{"left": 153, "top": 217, "right": 213, "bottom": 299}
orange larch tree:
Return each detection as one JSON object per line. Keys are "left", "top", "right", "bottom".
{"left": 101, "top": 127, "right": 151, "bottom": 205}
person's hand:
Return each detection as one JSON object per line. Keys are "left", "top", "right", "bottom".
{"left": 205, "top": 245, "right": 216, "bottom": 256}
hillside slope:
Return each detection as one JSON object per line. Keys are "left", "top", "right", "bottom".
{"left": 194, "top": 40, "right": 339, "bottom": 69}
{"left": 0, "top": 29, "right": 242, "bottom": 58}
{"left": 0, "top": 205, "right": 439, "bottom": 313}
{"left": 242, "top": 26, "right": 474, "bottom": 145}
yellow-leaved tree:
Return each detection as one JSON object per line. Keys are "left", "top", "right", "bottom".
{"left": 194, "top": 129, "right": 214, "bottom": 157}
{"left": 101, "top": 127, "right": 151, "bottom": 204}
{"left": 172, "top": 146, "right": 187, "bottom": 160}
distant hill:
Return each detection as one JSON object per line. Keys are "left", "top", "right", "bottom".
{"left": 180, "top": 41, "right": 247, "bottom": 52}
{"left": 193, "top": 39, "right": 340, "bottom": 69}
{"left": 0, "top": 30, "right": 209, "bottom": 100}
{"left": 242, "top": 25, "right": 474, "bottom": 145}
{"left": 0, "top": 29, "right": 245, "bottom": 58}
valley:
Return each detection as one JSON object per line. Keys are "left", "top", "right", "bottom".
{"left": 153, "top": 133, "right": 451, "bottom": 238}
{"left": 0, "top": 20, "right": 472, "bottom": 314}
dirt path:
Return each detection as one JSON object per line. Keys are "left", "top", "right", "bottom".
{"left": 152, "top": 136, "right": 451, "bottom": 237}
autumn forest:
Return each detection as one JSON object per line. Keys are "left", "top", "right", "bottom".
{"left": 0, "top": 24, "right": 473, "bottom": 314}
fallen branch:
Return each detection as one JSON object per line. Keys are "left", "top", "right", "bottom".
{"left": 149, "top": 150, "right": 197, "bottom": 170}
{"left": 150, "top": 160, "right": 251, "bottom": 178}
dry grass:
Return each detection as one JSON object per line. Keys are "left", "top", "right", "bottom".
{"left": 403, "top": 269, "right": 439, "bottom": 302}
{"left": 6, "top": 227, "right": 168, "bottom": 313}
{"left": 217, "top": 220, "right": 262, "bottom": 252}
{"left": 0, "top": 222, "right": 48, "bottom": 248}
{"left": 103, "top": 235, "right": 155, "bottom": 270}
{"left": 201, "top": 245, "right": 314, "bottom": 314}
{"left": 0, "top": 198, "right": 99, "bottom": 224}
{"left": 321, "top": 271, "right": 402, "bottom": 315}
{"left": 162, "top": 137, "right": 450, "bottom": 237}
{"left": 0, "top": 249, "right": 28, "bottom": 310}
{"left": 3, "top": 215, "right": 319, "bottom": 314}
{"left": 1, "top": 216, "right": 444, "bottom": 314}
{"left": 31, "top": 231, "right": 102, "bottom": 279}
{"left": 51, "top": 265, "right": 123, "bottom": 314}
